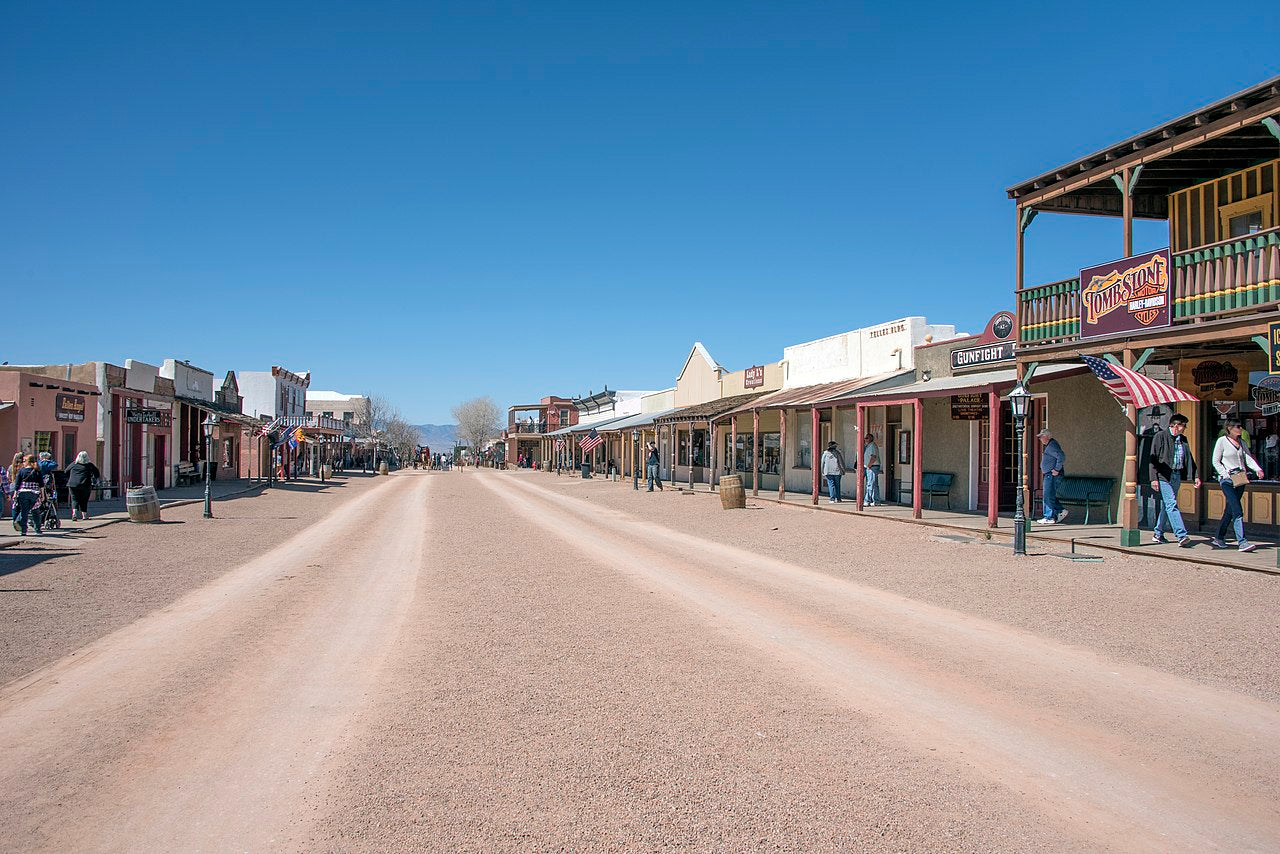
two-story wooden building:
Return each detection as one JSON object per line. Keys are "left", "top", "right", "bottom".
{"left": 1009, "top": 76, "right": 1280, "bottom": 555}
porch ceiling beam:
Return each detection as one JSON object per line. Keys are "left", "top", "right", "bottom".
{"left": 1253, "top": 334, "right": 1270, "bottom": 353}
{"left": 1132, "top": 348, "right": 1156, "bottom": 371}
{"left": 1008, "top": 98, "right": 1280, "bottom": 206}
{"left": 1102, "top": 354, "right": 1122, "bottom": 367}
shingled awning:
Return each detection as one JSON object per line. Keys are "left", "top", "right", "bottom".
{"left": 720, "top": 369, "right": 914, "bottom": 416}
{"left": 650, "top": 391, "right": 770, "bottom": 424}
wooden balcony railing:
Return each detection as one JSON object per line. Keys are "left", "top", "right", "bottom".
{"left": 1018, "top": 225, "right": 1280, "bottom": 348}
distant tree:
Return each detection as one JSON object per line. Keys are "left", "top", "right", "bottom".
{"left": 382, "top": 412, "right": 420, "bottom": 467}
{"left": 451, "top": 397, "right": 503, "bottom": 452}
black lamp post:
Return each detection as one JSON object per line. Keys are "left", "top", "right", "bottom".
{"left": 202, "top": 413, "right": 219, "bottom": 519}
{"left": 632, "top": 429, "right": 639, "bottom": 490}
{"left": 1008, "top": 384, "right": 1030, "bottom": 556}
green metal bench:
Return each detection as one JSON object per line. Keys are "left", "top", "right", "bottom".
{"left": 921, "top": 471, "right": 955, "bottom": 510}
{"left": 1035, "top": 475, "right": 1116, "bottom": 524}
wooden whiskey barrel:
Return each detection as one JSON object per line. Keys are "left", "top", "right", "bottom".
{"left": 719, "top": 474, "right": 746, "bottom": 510}
{"left": 125, "top": 486, "right": 161, "bottom": 523}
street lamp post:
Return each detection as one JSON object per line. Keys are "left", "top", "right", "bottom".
{"left": 202, "top": 413, "right": 219, "bottom": 519}
{"left": 632, "top": 429, "right": 639, "bottom": 490}
{"left": 1008, "top": 384, "right": 1031, "bottom": 556}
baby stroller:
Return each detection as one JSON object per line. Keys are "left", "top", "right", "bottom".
{"left": 31, "top": 466, "right": 63, "bottom": 531}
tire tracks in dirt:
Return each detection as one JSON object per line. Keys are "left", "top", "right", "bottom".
{"left": 0, "top": 472, "right": 429, "bottom": 852}
{"left": 483, "top": 471, "right": 1280, "bottom": 851}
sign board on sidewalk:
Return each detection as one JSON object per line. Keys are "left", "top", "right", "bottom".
{"left": 950, "top": 393, "right": 988, "bottom": 420}
{"left": 1079, "top": 248, "right": 1172, "bottom": 339}
{"left": 55, "top": 394, "right": 85, "bottom": 422}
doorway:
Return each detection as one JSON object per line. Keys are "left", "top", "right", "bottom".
{"left": 154, "top": 435, "right": 166, "bottom": 490}
{"left": 62, "top": 429, "right": 77, "bottom": 470}
{"left": 886, "top": 422, "right": 902, "bottom": 503}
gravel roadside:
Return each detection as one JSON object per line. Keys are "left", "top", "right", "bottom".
{"left": 507, "top": 470, "right": 1280, "bottom": 703}
{"left": 0, "top": 473, "right": 382, "bottom": 687}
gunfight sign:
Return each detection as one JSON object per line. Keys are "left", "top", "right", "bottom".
{"left": 1078, "top": 248, "right": 1171, "bottom": 339}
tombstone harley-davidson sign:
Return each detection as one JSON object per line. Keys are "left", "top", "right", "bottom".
{"left": 1177, "top": 356, "right": 1258, "bottom": 401}
{"left": 1078, "top": 248, "right": 1172, "bottom": 339}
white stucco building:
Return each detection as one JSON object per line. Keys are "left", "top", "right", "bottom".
{"left": 238, "top": 366, "right": 310, "bottom": 420}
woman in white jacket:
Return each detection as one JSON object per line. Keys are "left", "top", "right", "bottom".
{"left": 1210, "top": 419, "right": 1265, "bottom": 552}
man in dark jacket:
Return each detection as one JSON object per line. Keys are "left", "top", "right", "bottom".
{"left": 645, "top": 442, "right": 663, "bottom": 492}
{"left": 1035, "top": 428, "right": 1068, "bottom": 524}
{"left": 1148, "top": 412, "right": 1201, "bottom": 547}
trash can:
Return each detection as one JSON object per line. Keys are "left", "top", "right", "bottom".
{"left": 580, "top": 462, "right": 592, "bottom": 479}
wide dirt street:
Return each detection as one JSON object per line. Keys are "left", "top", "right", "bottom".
{"left": 2, "top": 468, "right": 1278, "bottom": 852}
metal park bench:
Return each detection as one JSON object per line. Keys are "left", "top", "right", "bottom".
{"left": 920, "top": 471, "right": 955, "bottom": 510}
{"left": 1035, "top": 475, "right": 1117, "bottom": 524}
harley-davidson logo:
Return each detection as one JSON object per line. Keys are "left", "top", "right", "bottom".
{"left": 1191, "top": 360, "right": 1239, "bottom": 389}
{"left": 1254, "top": 377, "right": 1280, "bottom": 414}
{"left": 1080, "top": 252, "right": 1169, "bottom": 327}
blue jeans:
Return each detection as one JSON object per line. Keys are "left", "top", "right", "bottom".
{"left": 1042, "top": 473, "right": 1062, "bottom": 520}
{"left": 825, "top": 474, "right": 842, "bottom": 502}
{"left": 646, "top": 463, "right": 662, "bottom": 490}
{"left": 15, "top": 492, "right": 39, "bottom": 535}
{"left": 865, "top": 466, "right": 881, "bottom": 503}
{"left": 1153, "top": 475, "right": 1187, "bottom": 540}
{"left": 1217, "top": 479, "right": 1249, "bottom": 545}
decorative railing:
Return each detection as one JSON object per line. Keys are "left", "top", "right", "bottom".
{"left": 280, "top": 415, "right": 347, "bottom": 432}
{"left": 506, "top": 421, "right": 547, "bottom": 435}
{"left": 1018, "top": 226, "right": 1280, "bottom": 347}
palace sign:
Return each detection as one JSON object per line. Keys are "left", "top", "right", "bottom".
{"left": 1079, "top": 248, "right": 1171, "bottom": 339}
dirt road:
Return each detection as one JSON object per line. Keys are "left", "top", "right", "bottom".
{"left": 2, "top": 469, "right": 1277, "bottom": 851}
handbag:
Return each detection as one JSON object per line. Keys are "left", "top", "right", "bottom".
{"left": 1229, "top": 469, "right": 1249, "bottom": 488}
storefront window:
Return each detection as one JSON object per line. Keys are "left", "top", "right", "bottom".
{"left": 677, "top": 430, "right": 690, "bottom": 466}
{"left": 734, "top": 434, "right": 754, "bottom": 472}
{"left": 761, "top": 432, "right": 780, "bottom": 474}
{"left": 796, "top": 412, "right": 811, "bottom": 468}
{"left": 34, "top": 432, "right": 53, "bottom": 456}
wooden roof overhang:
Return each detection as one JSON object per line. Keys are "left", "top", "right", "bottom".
{"left": 1012, "top": 310, "right": 1274, "bottom": 366}
{"left": 1007, "top": 76, "right": 1280, "bottom": 218}
{"left": 719, "top": 369, "right": 915, "bottom": 417}
{"left": 652, "top": 391, "right": 769, "bottom": 425}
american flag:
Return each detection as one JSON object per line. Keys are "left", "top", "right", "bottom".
{"left": 555, "top": 437, "right": 565, "bottom": 451}
{"left": 579, "top": 428, "right": 604, "bottom": 454}
{"left": 1081, "top": 355, "right": 1198, "bottom": 409}
{"left": 258, "top": 417, "right": 281, "bottom": 437}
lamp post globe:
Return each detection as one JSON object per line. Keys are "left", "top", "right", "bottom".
{"left": 1008, "top": 384, "right": 1031, "bottom": 556}
{"left": 202, "top": 413, "right": 220, "bottom": 519}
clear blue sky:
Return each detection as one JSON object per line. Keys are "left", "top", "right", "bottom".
{"left": 3, "top": 2, "right": 1276, "bottom": 422}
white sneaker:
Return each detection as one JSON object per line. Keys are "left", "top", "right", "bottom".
{"left": 1056, "top": 509, "right": 1069, "bottom": 522}
{"left": 1034, "top": 517, "right": 1056, "bottom": 525}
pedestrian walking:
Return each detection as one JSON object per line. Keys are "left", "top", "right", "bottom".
{"left": 645, "top": 442, "right": 663, "bottom": 491}
{"left": 7, "top": 453, "right": 22, "bottom": 524}
{"left": 1210, "top": 418, "right": 1264, "bottom": 553}
{"left": 862, "top": 434, "right": 881, "bottom": 506}
{"left": 820, "top": 440, "right": 848, "bottom": 503}
{"left": 1148, "top": 413, "right": 1200, "bottom": 547}
{"left": 66, "top": 451, "right": 101, "bottom": 522}
{"left": 1034, "top": 427, "right": 1068, "bottom": 525}
{"left": 13, "top": 455, "right": 44, "bottom": 536}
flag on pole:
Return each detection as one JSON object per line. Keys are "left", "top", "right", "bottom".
{"left": 259, "top": 416, "right": 281, "bottom": 437}
{"left": 273, "top": 425, "right": 297, "bottom": 449}
{"left": 555, "top": 437, "right": 565, "bottom": 451}
{"left": 579, "top": 428, "right": 604, "bottom": 454}
{"left": 1081, "top": 355, "right": 1198, "bottom": 408}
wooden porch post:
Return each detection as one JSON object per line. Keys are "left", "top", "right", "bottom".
{"left": 1120, "top": 348, "right": 1141, "bottom": 545}
{"left": 1122, "top": 166, "right": 1134, "bottom": 257}
{"left": 751, "top": 409, "right": 760, "bottom": 497}
{"left": 730, "top": 416, "right": 737, "bottom": 481}
{"left": 709, "top": 420, "right": 718, "bottom": 488}
{"left": 688, "top": 421, "right": 696, "bottom": 490}
{"left": 913, "top": 399, "right": 924, "bottom": 519}
{"left": 987, "top": 390, "right": 1000, "bottom": 528}
{"left": 810, "top": 406, "right": 820, "bottom": 505}
{"left": 777, "top": 408, "right": 787, "bottom": 500}
{"left": 856, "top": 404, "right": 866, "bottom": 510}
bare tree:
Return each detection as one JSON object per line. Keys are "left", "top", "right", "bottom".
{"left": 451, "top": 396, "right": 502, "bottom": 452}
{"left": 381, "top": 412, "right": 420, "bottom": 467}
{"left": 354, "top": 394, "right": 394, "bottom": 438}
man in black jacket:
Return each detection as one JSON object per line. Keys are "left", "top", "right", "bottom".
{"left": 1148, "top": 413, "right": 1201, "bottom": 547}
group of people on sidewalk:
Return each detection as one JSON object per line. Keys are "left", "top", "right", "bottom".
{"left": 1037, "top": 416, "right": 1264, "bottom": 553}
{"left": 0, "top": 451, "right": 102, "bottom": 536}
{"left": 817, "top": 434, "right": 882, "bottom": 505}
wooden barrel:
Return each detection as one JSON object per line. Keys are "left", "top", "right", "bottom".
{"left": 125, "top": 486, "right": 161, "bottom": 523}
{"left": 719, "top": 474, "right": 746, "bottom": 510}
{"left": 378, "top": 461, "right": 389, "bottom": 475}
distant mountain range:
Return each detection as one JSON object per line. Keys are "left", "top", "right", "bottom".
{"left": 414, "top": 424, "right": 457, "bottom": 449}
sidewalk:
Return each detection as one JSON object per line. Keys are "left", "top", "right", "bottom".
{"left": 538, "top": 470, "right": 1280, "bottom": 576}
{"left": 0, "top": 475, "right": 356, "bottom": 543}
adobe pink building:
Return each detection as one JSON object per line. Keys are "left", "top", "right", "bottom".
{"left": 0, "top": 372, "right": 101, "bottom": 469}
